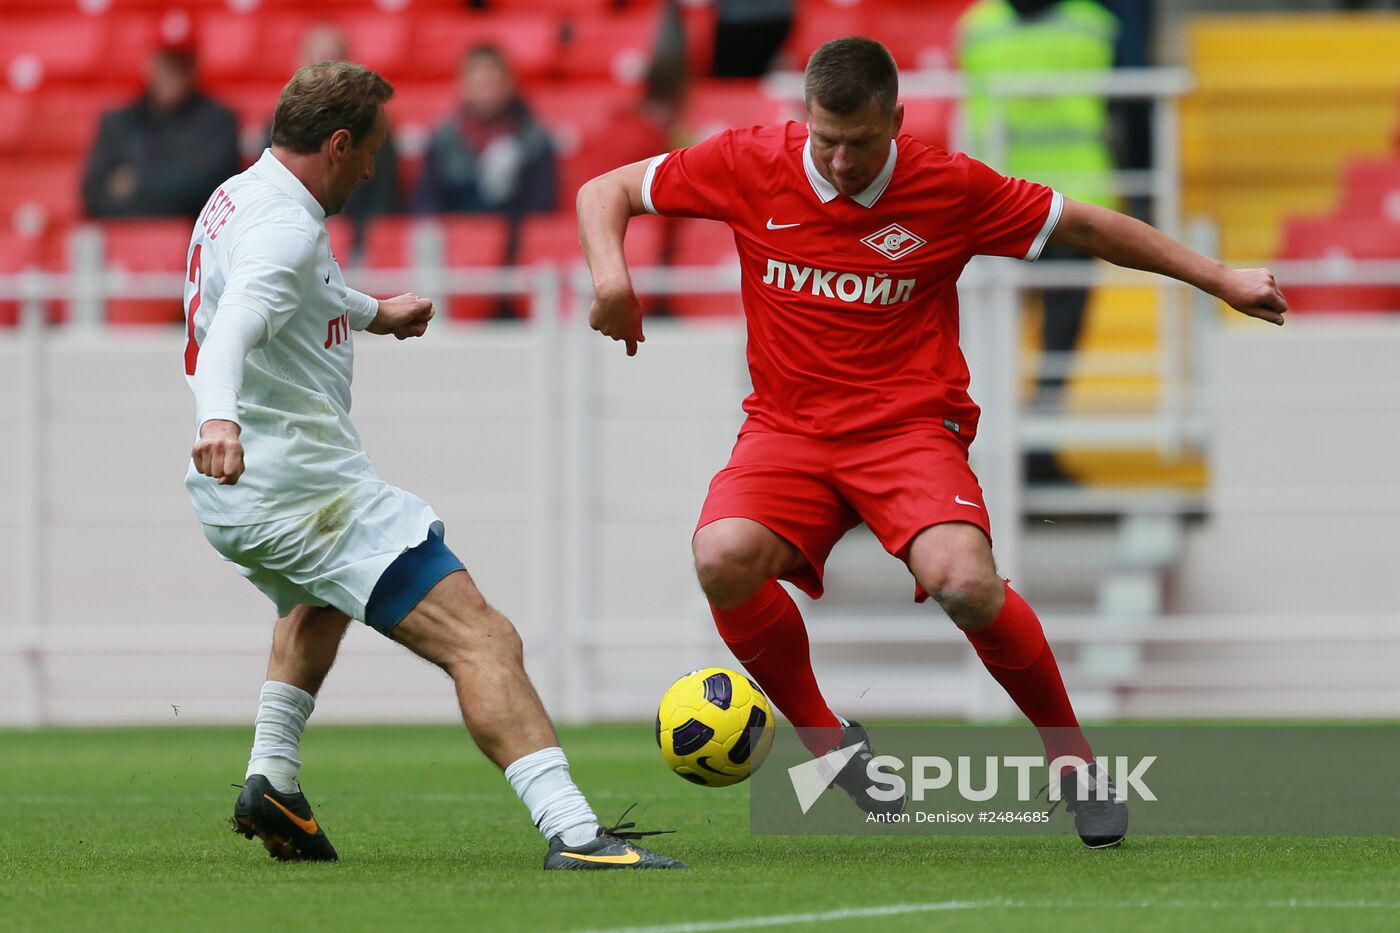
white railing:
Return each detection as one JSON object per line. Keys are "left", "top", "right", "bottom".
{"left": 4, "top": 258, "right": 1400, "bottom": 725}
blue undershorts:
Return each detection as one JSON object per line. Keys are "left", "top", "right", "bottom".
{"left": 363, "top": 523, "right": 465, "bottom": 636}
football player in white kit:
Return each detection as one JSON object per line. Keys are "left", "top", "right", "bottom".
{"left": 184, "top": 62, "right": 680, "bottom": 870}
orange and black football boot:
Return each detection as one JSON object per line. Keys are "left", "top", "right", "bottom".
{"left": 231, "top": 774, "right": 339, "bottom": 861}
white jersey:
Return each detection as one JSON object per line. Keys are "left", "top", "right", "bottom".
{"left": 183, "top": 149, "right": 381, "bottom": 526}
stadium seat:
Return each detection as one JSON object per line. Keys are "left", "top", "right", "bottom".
{"left": 326, "top": 216, "right": 356, "bottom": 267}
{"left": 506, "top": 212, "right": 665, "bottom": 317}
{"left": 683, "top": 80, "right": 792, "bottom": 139}
{"left": 0, "top": 93, "right": 29, "bottom": 156}
{"left": 20, "top": 88, "right": 127, "bottom": 157}
{"left": 898, "top": 96, "right": 953, "bottom": 152}
{"left": 1279, "top": 215, "right": 1400, "bottom": 313}
{"left": 664, "top": 217, "right": 741, "bottom": 319}
{"left": 335, "top": 12, "right": 413, "bottom": 81}
{"left": 0, "top": 16, "right": 107, "bottom": 85}
{"left": 407, "top": 12, "right": 560, "bottom": 82}
{"left": 865, "top": 5, "right": 964, "bottom": 71}
{"left": 1338, "top": 157, "right": 1400, "bottom": 222}
{"left": 0, "top": 156, "right": 83, "bottom": 233}
{"left": 94, "top": 220, "right": 194, "bottom": 326}
{"left": 491, "top": 0, "right": 619, "bottom": 11}
{"left": 555, "top": 10, "right": 661, "bottom": 84}
{"left": 0, "top": 230, "right": 52, "bottom": 328}
{"left": 193, "top": 11, "right": 265, "bottom": 82}
{"left": 103, "top": 12, "right": 163, "bottom": 86}
{"left": 437, "top": 216, "right": 513, "bottom": 320}
{"left": 530, "top": 81, "right": 632, "bottom": 162}
{"left": 783, "top": 5, "right": 865, "bottom": 71}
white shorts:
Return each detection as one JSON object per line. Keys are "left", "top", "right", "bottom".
{"left": 202, "top": 480, "right": 442, "bottom": 621}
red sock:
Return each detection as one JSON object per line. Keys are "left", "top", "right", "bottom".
{"left": 963, "top": 584, "right": 1094, "bottom": 772}
{"left": 711, "top": 580, "right": 843, "bottom": 756}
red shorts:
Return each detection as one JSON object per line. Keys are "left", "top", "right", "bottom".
{"left": 695, "top": 427, "right": 992, "bottom": 602}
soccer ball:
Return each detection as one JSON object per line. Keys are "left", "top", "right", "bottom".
{"left": 656, "top": 667, "right": 775, "bottom": 787}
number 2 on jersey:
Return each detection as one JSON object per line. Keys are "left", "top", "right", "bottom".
{"left": 184, "top": 242, "right": 202, "bottom": 376}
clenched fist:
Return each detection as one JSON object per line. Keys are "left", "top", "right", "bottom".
{"left": 368, "top": 293, "right": 435, "bottom": 340}
{"left": 1217, "top": 268, "right": 1288, "bottom": 326}
{"left": 192, "top": 419, "right": 244, "bottom": 486}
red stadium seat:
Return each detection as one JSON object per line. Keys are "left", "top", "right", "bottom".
{"left": 194, "top": 11, "right": 266, "bottom": 82}
{"left": 0, "top": 94, "right": 30, "bottom": 156}
{"left": 508, "top": 212, "right": 664, "bottom": 317}
{"left": 683, "top": 80, "right": 794, "bottom": 140}
{"left": 103, "top": 12, "right": 162, "bottom": 86}
{"left": 0, "top": 16, "right": 107, "bottom": 85}
{"left": 20, "top": 88, "right": 129, "bottom": 157}
{"left": 384, "top": 82, "right": 458, "bottom": 158}
{"left": 438, "top": 216, "right": 513, "bottom": 320}
{"left": 784, "top": 5, "right": 865, "bottom": 71}
{"left": 407, "top": 12, "right": 560, "bottom": 82}
{"left": 336, "top": 13, "right": 413, "bottom": 80}
{"left": 489, "top": 0, "right": 618, "bottom": 12}
{"left": 1279, "top": 215, "right": 1400, "bottom": 313}
{"left": 555, "top": 10, "right": 661, "bottom": 84}
{"left": 96, "top": 220, "right": 193, "bottom": 326}
{"left": 0, "top": 157, "right": 82, "bottom": 233}
{"left": 513, "top": 212, "right": 663, "bottom": 270}
{"left": 898, "top": 96, "right": 953, "bottom": 151}
{"left": 1338, "top": 157, "right": 1400, "bottom": 222}
{"left": 786, "top": 0, "right": 971, "bottom": 70}
{"left": 0, "top": 230, "right": 53, "bottom": 328}
{"left": 665, "top": 217, "right": 741, "bottom": 319}
{"left": 326, "top": 216, "right": 356, "bottom": 267}
{"left": 866, "top": 5, "right": 964, "bottom": 71}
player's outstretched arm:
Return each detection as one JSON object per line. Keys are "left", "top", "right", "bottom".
{"left": 364, "top": 293, "right": 435, "bottom": 340}
{"left": 1048, "top": 198, "right": 1288, "bottom": 326}
{"left": 577, "top": 159, "right": 651, "bottom": 356}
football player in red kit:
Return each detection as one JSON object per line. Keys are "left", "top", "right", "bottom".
{"left": 577, "top": 37, "right": 1286, "bottom": 848}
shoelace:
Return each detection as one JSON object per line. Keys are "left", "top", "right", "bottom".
{"left": 600, "top": 802, "right": 676, "bottom": 841}
{"left": 1037, "top": 772, "right": 1119, "bottom": 817}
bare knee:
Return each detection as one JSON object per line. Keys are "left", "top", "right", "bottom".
{"left": 393, "top": 573, "right": 525, "bottom": 673}
{"left": 433, "top": 605, "right": 524, "bottom": 675}
{"left": 693, "top": 520, "right": 795, "bottom": 609}
{"left": 920, "top": 561, "right": 1003, "bottom": 629}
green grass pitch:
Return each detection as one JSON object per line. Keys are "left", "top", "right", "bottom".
{"left": 3, "top": 724, "right": 1398, "bottom": 932}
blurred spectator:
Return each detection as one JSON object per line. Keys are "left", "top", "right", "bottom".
{"left": 81, "top": 37, "right": 238, "bottom": 218}
{"left": 264, "top": 23, "right": 401, "bottom": 257}
{"left": 959, "top": 0, "right": 1118, "bottom": 485}
{"left": 416, "top": 44, "right": 558, "bottom": 215}
{"left": 710, "top": 0, "right": 793, "bottom": 78}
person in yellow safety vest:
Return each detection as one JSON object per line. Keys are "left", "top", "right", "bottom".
{"left": 958, "top": 0, "right": 1119, "bottom": 486}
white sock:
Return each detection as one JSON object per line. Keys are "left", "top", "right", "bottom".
{"left": 503, "top": 746, "right": 600, "bottom": 847}
{"left": 246, "top": 680, "right": 315, "bottom": 794}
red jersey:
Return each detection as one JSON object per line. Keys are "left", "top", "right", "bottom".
{"left": 641, "top": 121, "right": 1062, "bottom": 440}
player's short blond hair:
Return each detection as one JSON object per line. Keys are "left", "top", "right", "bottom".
{"left": 804, "top": 37, "right": 898, "bottom": 117}
{"left": 271, "top": 61, "right": 394, "bottom": 155}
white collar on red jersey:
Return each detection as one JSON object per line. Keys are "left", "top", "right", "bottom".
{"left": 252, "top": 148, "right": 327, "bottom": 222}
{"left": 802, "top": 133, "right": 898, "bottom": 208}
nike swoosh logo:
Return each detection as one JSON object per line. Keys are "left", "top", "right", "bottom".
{"left": 766, "top": 219, "right": 801, "bottom": 230}
{"left": 558, "top": 849, "right": 641, "bottom": 865}
{"left": 954, "top": 495, "right": 982, "bottom": 509}
{"left": 696, "top": 756, "right": 731, "bottom": 775}
{"left": 263, "top": 794, "right": 319, "bottom": 835}
{"left": 323, "top": 272, "right": 331, "bottom": 284}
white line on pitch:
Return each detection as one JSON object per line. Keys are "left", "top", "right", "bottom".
{"left": 569, "top": 898, "right": 1400, "bottom": 933}
{"left": 570, "top": 901, "right": 991, "bottom": 933}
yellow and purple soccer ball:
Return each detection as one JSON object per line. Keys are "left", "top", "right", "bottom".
{"left": 656, "top": 667, "right": 775, "bottom": 787}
